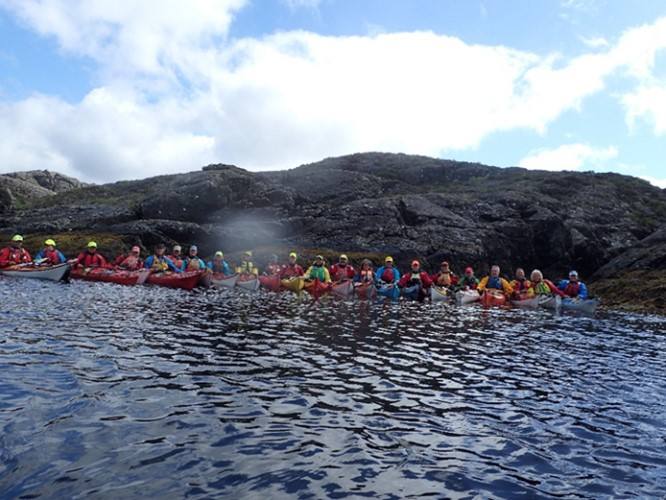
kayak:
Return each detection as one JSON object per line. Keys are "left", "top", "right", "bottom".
{"left": 511, "top": 295, "right": 539, "bottom": 308}
{"left": 481, "top": 289, "right": 507, "bottom": 307}
{"left": 146, "top": 270, "right": 204, "bottom": 291}
{"left": 562, "top": 297, "right": 599, "bottom": 314}
{"left": 331, "top": 280, "right": 354, "bottom": 298}
{"left": 538, "top": 294, "right": 562, "bottom": 310}
{"left": 211, "top": 273, "right": 238, "bottom": 288}
{"left": 355, "top": 281, "right": 377, "bottom": 300}
{"left": 281, "top": 277, "right": 305, "bottom": 293}
{"left": 237, "top": 275, "right": 260, "bottom": 292}
{"left": 401, "top": 284, "right": 421, "bottom": 301}
{"left": 377, "top": 283, "right": 400, "bottom": 300}
{"left": 259, "top": 275, "right": 282, "bottom": 292}
{"left": 198, "top": 271, "right": 212, "bottom": 287}
{"left": 304, "top": 278, "right": 331, "bottom": 298}
{"left": 0, "top": 263, "right": 69, "bottom": 281}
{"left": 455, "top": 289, "right": 481, "bottom": 305}
{"left": 430, "top": 286, "right": 449, "bottom": 302}
{"left": 71, "top": 267, "right": 149, "bottom": 286}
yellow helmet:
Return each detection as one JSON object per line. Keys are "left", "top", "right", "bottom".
{"left": 244, "top": 250, "right": 253, "bottom": 257}
{"left": 11, "top": 234, "right": 23, "bottom": 242}
{"left": 44, "top": 239, "right": 56, "bottom": 247}
{"left": 215, "top": 251, "right": 224, "bottom": 258}
{"left": 87, "top": 241, "right": 97, "bottom": 248}
{"left": 385, "top": 256, "right": 394, "bottom": 263}
{"left": 340, "top": 254, "right": 348, "bottom": 261}
{"left": 289, "top": 252, "right": 297, "bottom": 258}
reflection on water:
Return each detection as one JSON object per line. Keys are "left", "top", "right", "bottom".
{"left": 0, "top": 279, "right": 665, "bottom": 498}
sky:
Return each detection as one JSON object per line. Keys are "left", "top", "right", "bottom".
{"left": 0, "top": 0, "right": 665, "bottom": 187}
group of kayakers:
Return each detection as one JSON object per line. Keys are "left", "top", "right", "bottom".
{"left": 0, "top": 235, "right": 589, "bottom": 300}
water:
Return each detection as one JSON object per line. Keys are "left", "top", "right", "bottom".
{"left": 1, "top": 279, "right": 665, "bottom": 499}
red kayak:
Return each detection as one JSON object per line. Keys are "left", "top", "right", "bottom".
{"left": 146, "top": 270, "right": 204, "bottom": 290}
{"left": 355, "top": 281, "right": 377, "bottom": 300}
{"left": 70, "top": 267, "right": 149, "bottom": 286}
{"left": 259, "top": 274, "right": 282, "bottom": 292}
{"left": 481, "top": 289, "right": 507, "bottom": 307}
{"left": 304, "top": 278, "right": 331, "bottom": 298}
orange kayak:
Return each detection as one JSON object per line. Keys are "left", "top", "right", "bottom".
{"left": 304, "top": 278, "right": 331, "bottom": 297}
{"left": 146, "top": 270, "right": 204, "bottom": 290}
{"left": 259, "top": 275, "right": 282, "bottom": 292}
{"left": 481, "top": 289, "right": 507, "bottom": 307}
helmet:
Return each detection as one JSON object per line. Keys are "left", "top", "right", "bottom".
{"left": 215, "top": 251, "right": 224, "bottom": 258}
{"left": 11, "top": 234, "right": 23, "bottom": 242}
{"left": 569, "top": 270, "right": 578, "bottom": 277}
{"left": 244, "top": 250, "right": 252, "bottom": 257}
{"left": 190, "top": 245, "right": 198, "bottom": 252}
{"left": 340, "top": 254, "right": 348, "bottom": 261}
{"left": 44, "top": 239, "right": 56, "bottom": 247}
{"left": 315, "top": 254, "right": 324, "bottom": 260}
{"left": 289, "top": 252, "right": 297, "bottom": 258}
{"left": 465, "top": 266, "right": 473, "bottom": 274}
{"left": 87, "top": 241, "right": 97, "bottom": 248}
{"left": 385, "top": 256, "right": 393, "bottom": 263}
{"left": 131, "top": 245, "right": 141, "bottom": 253}
{"left": 441, "top": 261, "right": 449, "bottom": 267}
{"left": 411, "top": 260, "right": 420, "bottom": 267}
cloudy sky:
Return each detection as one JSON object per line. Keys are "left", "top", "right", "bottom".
{"left": 0, "top": 0, "right": 665, "bottom": 186}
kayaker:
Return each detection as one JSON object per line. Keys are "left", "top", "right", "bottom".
{"left": 116, "top": 246, "right": 143, "bottom": 271}
{"left": 457, "top": 266, "right": 479, "bottom": 290}
{"left": 305, "top": 255, "right": 331, "bottom": 283}
{"left": 530, "top": 269, "right": 565, "bottom": 297}
{"left": 0, "top": 234, "right": 32, "bottom": 267}
{"left": 265, "top": 254, "right": 281, "bottom": 276}
{"left": 169, "top": 245, "right": 184, "bottom": 269}
{"left": 330, "top": 254, "right": 355, "bottom": 282}
{"left": 355, "top": 259, "right": 375, "bottom": 283}
{"left": 144, "top": 243, "right": 181, "bottom": 273}
{"left": 478, "top": 265, "right": 513, "bottom": 295}
{"left": 182, "top": 245, "right": 206, "bottom": 271}
{"left": 510, "top": 268, "right": 533, "bottom": 299}
{"left": 236, "top": 251, "right": 258, "bottom": 276}
{"left": 280, "top": 252, "right": 304, "bottom": 278}
{"left": 34, "top": 239, "right": 65, "bottom": 265}
{"left": 558, "top": 270, "right": 588, "bottom": 299}
{"left": 375, "top": 256, "right": 401, "bottom": 286}
{"left": 73, "top": 241, "right": 108, "bottom": 269}
{"left": 398, "top": 260, "right": 433, "bottom": 298}
{"left": 208, "top": 251, "right": 232, "bottom": 275}
{"left": 432, "top": 261, "right": 458, "bottom": 288}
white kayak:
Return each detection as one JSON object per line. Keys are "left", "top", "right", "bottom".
{"left": 511, "top": 296, "right": 540, "bottom": 308}
{"left": 331, "top": 280, "right": 354, "bottom": 298}
{"left": 538, "top": 295, "right": 562, "bottom": 310}
{"left": 455, "top": 289, "right": 481, "bottom": 305}
{"left": 211, "top": 273, "right": 238, "bottom": 288}
{"left": 562, "top": 297, "right": 599, "bottom": 314}
{"left": 0, "top": 263, "right": 69, "bottom": 281}
{"left": 431, "top": 286, "right": 449, "bottom": 302}
{"left": 236, "top": 276, "right": 260, "bottom": 291}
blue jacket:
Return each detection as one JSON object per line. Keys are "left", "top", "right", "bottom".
{"left": 144, "top": 255, "right": 181, "bottom": 273}
{"left": 181, "top": 257, "right": 207, "bottom": 272}
{"left": 375, "top": 266, "right": 401, "bottom": 284}
{"left": 558, "top": 279, "right": 588, "bottom": 299}
{"left": 34, "top": 249, "right": 66, "bottom": 264}
{"left": 208, "top": 260, "right": 232, "bottom": 275}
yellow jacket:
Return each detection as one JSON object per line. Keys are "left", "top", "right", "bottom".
{"left": 305, "top": 265, "right": 331, "bottom": 283}
{"left": 478, "top": 276, "right": 513, "bottom": 294}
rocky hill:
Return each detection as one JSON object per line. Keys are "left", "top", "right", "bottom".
{"left": 1, "top": 153, "right": 664, "bottom": 312}
{"left": 0, "top": 170, "right": 88, "bottom": 212}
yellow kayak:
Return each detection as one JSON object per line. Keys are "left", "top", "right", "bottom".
{"left": 281, "top": 277, "right": 305, "bottom": 292}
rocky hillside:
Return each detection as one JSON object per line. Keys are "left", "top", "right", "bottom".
{"left": 0, "top": 170, "right": 88, "bottom": 212}
{"left": 1, "top": 153, "right": 664, "bottom": 312}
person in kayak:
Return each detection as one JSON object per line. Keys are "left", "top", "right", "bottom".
{"left": 330, "top": 254, "right": 355, "bottom": 282}
{"left": 305, "top": 255, "right": 332, "bottom": 282}
{"left": 280, "top": 252, "right": 304, "bottom": 278}
{"left": 375, "top": 256, "right": 401, "bottom": 287}
{"left": 169, "top": 245, "right": 184, "bottom": 269}
{"left": 457, "top": 266, "right": 479, "bottom": 290}
{"left": 0, "top": 234, "right": 32, "bottom": 267}
{"left": 398, "top": 260, "right": 433, "bottom": 298}
{"left": 510, "top": 268, "right": 533, "bottom": 299}
{"left": 558, "top": 270, "right": 588, "bottom": 299}
{"left": 530, "top": 270, "right": 565, "bottom": 297}
{"left": 236, "top": 251, "right": 258, "bottom": 276}
{"left": 264, "top": 254, "right": 281, "bottom": 276}
{"left": 208, "top": 251, "right": 232, "bottom": 275}
{"left": 182, "top": 245, "right": 206, "bottom": 271}
{"left": 478, "top": 265, "right": 513, "bottom": 295}
{"left": 355, "top": 259, "right": 375, "bottom": 283}
{"left": 73, "top": 241, "right": 108, "bottom": 269}
{"left": 144, "top": 243, "right": 181, "bottom": 273}
{"left": 432, "top": 261, "right": 458, "bottom": 289}
{"left": 116, "top": 246, "right": 143, "bottom": 271}
{"left": 34, "top": 239, "right": 65, "bottom": 265}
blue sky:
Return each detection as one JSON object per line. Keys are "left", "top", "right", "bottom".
{"left": 0, "top": 0, "right": 665, "bottom": 186}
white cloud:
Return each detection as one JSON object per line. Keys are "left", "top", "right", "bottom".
{"left": 622, "top": 82, "right": 666, "bottom": 135}
{"left": 0, "top": 3, "right": 665, "bottom": 182}
{"left": 640, "top": 176, "right": 666, "bottom": 189}
{"left": 519, "top": 144, "right": 618, "bottom": 171}
{"left": 579, "top": 35, "right": 609, "bottom": 49}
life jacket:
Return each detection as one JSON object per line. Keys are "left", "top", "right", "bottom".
{"left": 513, "top": 278, "right": 530, "bottom": 292}
{"left": 266, "top": 263, "right": 281, "bottom": 276}
{"left": 408, "top": 271, "right": 423, "bottom": 284}
{"left": 119, "top": 255, "right": 141, "bottom": 271}
{"left": 150, "top": 255, "right": 170, "bottom": 272}
{"left": 359, "top": 269, "right": 374, "bottom": 282}
{"left": 380, "top": 268, "right": 396, "bottom": 283}
{"left": 169, "top": 255, "right": 184, "bottom": 269}
{"left": 487, "top": 276, "right": 502, "bottom": 290}
{"left": 237, "top": 260, "right": 254, "bottom": 274}
{"left": 41, "top": 248, "right": 62, "bottom": 265}
{"left": 184, "top": 257, "right": 203, "bottom": 271}
{"left": 281, "top": 263, "right": 303, "bottom": 278}
{"left": 1, "top": 247, "right": 31, "bottom": 265}
{"left": 436, "top": 271, "right": 453, "bottom": 286}
{"left": 459, "top": 275, "right": 478, "bottom": 289}
{"left": 331, "top": 264, "right": 353, "bottom": 281}
{"left": 564, "top": 281, "right": 580, "bottom": 298}
{"left": 533, "top": 280, "right": 551, "bottom": 295}
{"left": 308, "top": 264, "right": 326, "bottom": 281}
{"left": 79, "top": 251, "right": 106, "bottom": 268}
{"left": 210, "top": 260, "right": 228, "bottom": 274}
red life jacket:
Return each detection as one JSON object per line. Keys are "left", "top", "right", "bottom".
{"left": 118, "top": 255, "right": 142, "bottom": 271}
{"left": 331, "top": 264, "right": 354, "bottom": 281}
{"left": 77, "top": 251, "right": 106, "bottom": 268}
{"left": 42, "top": 248, "right": 62, "bottom": 265}
{"left": 359, "top": 269, "right": 374, "bottom": 282}
{"left": 514, "top": 278, "right": 530, "bottom": 291}
{"left": 280, "top": 264, "right": 304, "bottom": 278}
{"left": 436, "top": 271, "right": 453, "bottom": 286}
{"left": 564, "top": 281, "right": 580, "bottom": 297}
{"left": 381, "top": 268, "right": 395, "bottom": 283}
{"left": 169, "top": 255, "right": 184, "bottom": 269}
{"left": 266, "top": 263, "right": 281, "bottom": 276}
{"left": 0, "top": 247, "right": 32, "bottom": 266}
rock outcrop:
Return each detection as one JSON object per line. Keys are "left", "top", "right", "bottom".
{"left": 0, "top": 170, "right": 88, "bottom": 212}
